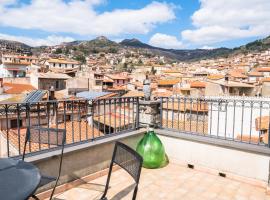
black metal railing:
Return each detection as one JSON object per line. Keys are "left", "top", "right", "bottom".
{"left": 160, "top": 96, "right": 270, "bottom": 147}
{"left": 0, "top": 97, "right": 139, "bottom": 157}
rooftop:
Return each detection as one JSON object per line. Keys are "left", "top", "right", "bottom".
{"left": 3, "top": 82, "right": 36, "bottom": 94}
{"left": 52, "top": 162, "right": 270, "bottom": 200}
{"left": 37, "top": 72, "right": 72, "bottom": 79}
{"left": 1, "top": 96, "right": 270, "bottom": 200}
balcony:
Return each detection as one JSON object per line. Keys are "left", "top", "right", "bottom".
{"left": 1, "top": 96, "right": 270, "bottom": 199}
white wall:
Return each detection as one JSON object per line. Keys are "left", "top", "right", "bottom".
{"left": 159, "top": 134, "right": 270, "bottom": 183}
{"left": 208, "top": 97, "right": 270, "bottom": 139}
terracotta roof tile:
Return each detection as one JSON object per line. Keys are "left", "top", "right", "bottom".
{"left": 229, "top": 71, "right": 248, "bottom": 79}
{"left": 255, "top": 116, "right": 269, "bottom": 131}
{"left": 262, "top": 77, "right": 270, "bottom": 82}
{"left": 248, "top": 71, "right": 263, "bottom": 77}
{"left": 0, "top": 121, "right": 103, "bottom": 155}
{"left": 256, "top": 67, "right": 270, "bottom": 72}
{"left": 3, "top": 83, "right": 36, "bottom": 94}
{"left": 158, "top": 79, "right": 180, "bottom": 85}
{"left": 122, "top": 91, "right": 144, "bottom": 98}
{"left": 207, "top": 74, "right": 224, "bottom": 80}
{"left": 190, "top": 81, "right": 206, "bottom": 88}
{"left": 163, "top": 102, "right": 208, "bottom": 112}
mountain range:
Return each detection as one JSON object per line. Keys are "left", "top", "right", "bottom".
{"left": 1, "top": 35, "right": 270, "bottom": 62}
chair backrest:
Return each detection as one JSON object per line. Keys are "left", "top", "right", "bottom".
{"left": 112, "top": 141, "right": 143, "bottom": 183}
{"left": 22, "top": 126, "right": 66, "bottom": 160}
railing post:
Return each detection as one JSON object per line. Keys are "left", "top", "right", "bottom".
{"left": 138, "top": 99, "right": 161, "bottom": 128}
{"left": 268, "top": 121, "right": 270, "bottom": 148}
{"left": 136, "top": 97, "right": 140, "bottom": 129}
{"left": 160, "top": 97, "right": 163, "bottom": 128}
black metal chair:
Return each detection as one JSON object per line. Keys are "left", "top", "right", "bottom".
{"left": 100, "top": 142, "right": 143, "bottom": 200}
{"left": 22, "top": 126, "right": 66, "bottom": 200}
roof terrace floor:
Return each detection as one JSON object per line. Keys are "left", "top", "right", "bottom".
{"left": 52, "top": 162, "right": 270, "bottom": 200}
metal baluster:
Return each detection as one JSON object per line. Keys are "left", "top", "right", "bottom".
{"left": 136, "top": 97, "right": 140, "bottom": 129}
{"left": 119, "top": 98, "right": 122, "bottom": 132}
{"left": 37, "top": 103, "right": 41, "bottom": 150}
{"left": 160, "top": 97, "right": 163, "bottom": 128}
{"left": 189, "top": 99, "right": 192, "bottom": 132}
{"left": 47, "top": 102, "right": 50, "bottom": 149}
{"left": 85, "top": 100, "right": 88, "bottom": 140}
{"left": 232, "top": 100, "right": 236, "bottom": 140}
{"left": 224, "top": 101, "right": 228, "bottom": 139}
{"left": 196, "top": 98, "right": 199, "bottom": 133}
{"left": 55, "top": 102, "right": 59, "bottom": 146}
{"left": 16, "top": 104, "right": 21, "bottom": 155}
{"left": 267, "top": 103, "right": 270, "bottom": 147}
{"left": 209, "top": 101, "right": 213, "bottom": 136}
{"left": 78, "top": 101, "right": 81, "bottom": 142}
{"left": 217, "top": 101, "right": 220, "bottom": 138}
{"left": 171, "top": 97, "right": 174, "bottom": 129}
{"left": 97, "top": 100, "right": 101, "bottom": 137}
{"left": 91, "top": 101, "right": 95, "bottom": 140}
{"left": 177, "top": 98, "right": 180, "bottom": 131}
{"left": 259, "top": 101, "right": 262, "bottom": 144}
{"left": 109, "top": 99, "right": 112, "bottom": 134}
{"left": 127, "top": 98, "right": 130, "bottom": 130}
{"left": 249, "top": 102, "right": 253, "bottom": 144}
{"left": 5, "top": 105, "right": 10, "bottom": 157}
{"left": 240, "top": 101, "right": 245, "bottom": 142}
{"left": 184, "top": 98, "right": 186, "bottom": 132}
{"left": 63, "top": 101, "right": 67, "bottom": 143}
{"left": 202, "top": 99, "right": 206, "bottom": 135}
{"left": 103, "top": 99, "right": 106, "bottom": 135}
{"left": 132, "top": 97, "right": 135, "bottom": 130}
{"left": 114, "top": 98, "right": 117, "bottom": 133}
{"left": 71, "top": 101, "right": 74, "bottom": 143}
{"left": 123, "top": 98, "right": 126, "bottom": 130}
{"left": 166, "top": 97, "right": 169, "bottom": 128}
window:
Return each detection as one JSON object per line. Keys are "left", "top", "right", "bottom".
{"left": 56, "top": 81, "right": 59, "bottom": 89}
{"left": 53, "top": 63, "right": 56, "bottom": 67}
{"left": 10, "top": 119, "right": 22, "bottom": 128}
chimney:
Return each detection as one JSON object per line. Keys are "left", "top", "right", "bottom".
{"left": 49, "top": 85, "right": 55, "bottom": 100}
{"left": 0, "top": 78, "right": 3, "bottom": 94}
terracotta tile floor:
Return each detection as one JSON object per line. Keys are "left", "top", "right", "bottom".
{"left": 53, "top": 163, "right": 270, "bottom": 200}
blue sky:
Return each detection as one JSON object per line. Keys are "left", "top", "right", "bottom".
{"left": 0, "top": 0, "right": 269, "bottom": 49}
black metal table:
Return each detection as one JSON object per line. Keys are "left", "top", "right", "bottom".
{"left": 0, "top": 158, "right": 41, "bottom": 200}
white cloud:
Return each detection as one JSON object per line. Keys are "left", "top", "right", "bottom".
{"left": 200, "top": 45, "right": 214, "bottom": 50}
{"left": 0, "top": 33, "right": 74, "bottom": 46}
{"left": 181, "top": 0, "right": 270, "bottom": 45}
{"left": 0, "top": 0, "right": 175, "bottom": 36}
{"left": 149, "top": 33, "right": 183, "bottom": 49}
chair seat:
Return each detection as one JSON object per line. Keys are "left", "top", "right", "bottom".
{"left": 39, "top": 175, "right": 56, "bottom": 187}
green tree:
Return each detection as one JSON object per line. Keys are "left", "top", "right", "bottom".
{"left": 55, "top": 48, "right": 63, "bottom": 54}
{"left": 151, "top": 66, "right": 157, "bottom": 75}
{"left": 138, "top": 59, "right": 143, "bottom": 65}
{"left": 74, "top": 55, "right": 86, "bottom": 64}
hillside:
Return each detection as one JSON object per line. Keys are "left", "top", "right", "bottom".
{"left": 1, "top": 35, "right": 270, "bottom": 61}
{"left": 119, "top": 38, "right": 232, "bottom": 61}
{"left": 0, "top": 39, "right": 31, "bottom": 54}
{"left": 233, "top": 36, "right": 270, "bottom": 53}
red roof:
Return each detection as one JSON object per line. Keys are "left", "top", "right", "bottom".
{"left": 256, "top": 67, "right": 270, "bottom": 72}
{"left": 3, "top": 83, "right": 36, "bottom": 94}
{"left": 190, "top": 81, "right": 206, "bottom": 88}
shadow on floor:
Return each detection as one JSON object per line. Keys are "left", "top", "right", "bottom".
{"left": 78, "top": 182, "right": 106, "bottom": 192}
{"left": 110, "top": 183, "right": 136, "bottom": 200}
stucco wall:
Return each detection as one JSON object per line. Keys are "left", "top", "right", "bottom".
{"left": 158, "top": 132, "right": 270, "bottom": 183}
{"left": 3, "top": 77, "right": 31, "bottom": 85}
{"left": 205, "top": 82, "right": 223, "bottom": 96}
